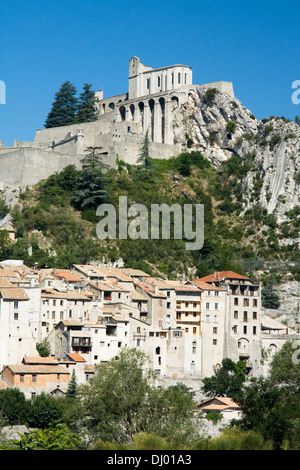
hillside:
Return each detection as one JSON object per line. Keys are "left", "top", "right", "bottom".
{"left": 0, "top": 147, "right": 299, "bottom": 281}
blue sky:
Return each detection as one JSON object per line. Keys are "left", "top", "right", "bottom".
{"left": 1, "top": 0, "right": 300, "bottom": 146}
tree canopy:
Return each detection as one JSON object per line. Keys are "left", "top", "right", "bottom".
{"left": 44, "top": 81, "right": 78, "bottom": 128}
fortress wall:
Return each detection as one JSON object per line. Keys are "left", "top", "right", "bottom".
{"left": 198, "top": 81, "right": 234, "bottom": 98}
{"left": 34, "top": 119, "right": 106, "bottom": 145}
{"left": 0, "top": 147, "right": 83, "bottom": 193}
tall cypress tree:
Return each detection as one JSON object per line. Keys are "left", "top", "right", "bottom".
{"left": 44, "top": 81, "right": 78, "bottom": 128}
{"left": 76, "top": 83, "right": 98, "bottom": 123}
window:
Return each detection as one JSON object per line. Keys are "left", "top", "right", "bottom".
{"left": 253, "top": 299, "right": 258, "bottom": 307}
{"left": 176, "top": 312, "right": 181, "bottom": 320}
{"left": 193, "top": 327, "right": 197, "bottom": 335}
{"left": 53, "top": 300, "right": 56, "bottom": 306}
{"left": 205, "top": 315, "right": 210, "bottom": 322}
{"left": 100, "top": 341, "right": 105, "bottom": 347}
{"left": 244, "top": 298, "right": 249, "bottom": 307}
{"left": 214, "top": 291, "right": 219, "bottom": 296}
{"left": 173, "top": 331, "right": 182, "bottom": 338}
{"left": 213, "top": 327, "right": 218, "bottom": 334}
{"left": 14, "top": 301, "right": 19, "bottom": 309}
{"left": 205, "top": 303, "right": 210, "bottom": 310}
{"left": 243, "top": 325, "right": 247, "bottom": 334}
{"left": 14, "top": 312, "right": 18, "bottom": 320}
{"left": 52, "top": 311, "right": 55, "bottom": 319}
{"left": 60, "top": 300, "right": 64, "bottom": 306}
{"left": 178, "top": 73, "right": 181, "bottom": 83}
{"left": 32, "top": 375, "right": 37, "bottom": 383}
{"left": 243, "top": 311, "right": 248, "bottom": 322}
{"left": 157, "top": 76, "right": 160, "bottom": 87}
{"left": 253, "top": 326, "right": 257, "bottom": 335}
{"left": 234, "top": 298, "right": 239, "bottom": 306}
{"left": 147, "top": 78, "right": 150, "bottom": 89}
{"left": 234, "top": 311, "right": 238, "bottom": 319}
{"left": 57, "top": 374, "right": 60, "bottom": 380}
{"left": 20, "top": 374, "right": 24, "bottom": 383}
{"left": 213, "top": 339, "right": 217, "bottom": 345}
{"left": 253, "top": 311, "right": 257, "bottom": 319}
{"left": 214, "top": 303, "right": 219, "bottom": 310}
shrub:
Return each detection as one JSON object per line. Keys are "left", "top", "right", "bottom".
{"left": 226, "top": 120, "right": 237, "bottom": 134}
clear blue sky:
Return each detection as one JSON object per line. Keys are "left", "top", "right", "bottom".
{"left": 1, "top": 0, "right": 300, "bottom": 146}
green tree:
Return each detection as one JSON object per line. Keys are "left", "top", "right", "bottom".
{"left": 201, "top": 358, "right": 246, "bottom": 398}
{"left": 15, "top": 423, "right": 81, "bottom": 450}
{"left": 233, "top": 377, "right": 292, "bottom": 449}
{"left": 0, "top": 389, "right": 29, "bottom": 425}
{"left": 81, "top": 349, "right": 156, "bottom": 443}
{"left": 66, "top": 370, "right": 78, "bottom": 399}
{"left": 36, "top": 338, "right": 51, "bottom": 357}
{"left": 270, "top": 340, "right": 300, "bottom": 388}
{"left": 44, "top": 81, "right": 78, "bottom": 128}
{"left": 0, "top": 197, "right": 9, "bottom": 218}
{"left": 72, "top": 146, "right": 108, "bottom": 211}
{"left": 137, "top": 130, "right": 152, "bottom": 171}
{"left": 28, "top": 392, "right": 64, "bottom": 429}
{"left": 81, "top": 348, "right": 200, "bottom": 445}
{"left": 76, "top": 83, "right": 98, "bottom": 123}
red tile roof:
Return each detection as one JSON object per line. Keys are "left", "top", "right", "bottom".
{"left": 196, "top": 271, "right": 250, "bottom": 283}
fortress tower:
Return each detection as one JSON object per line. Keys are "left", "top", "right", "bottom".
{"left": 128, "top": 56, "right": 193, "bottom": 100}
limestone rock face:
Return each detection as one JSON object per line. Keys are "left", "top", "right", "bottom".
{"left": 175, "top": 86, "right": 300, "bottom": 227}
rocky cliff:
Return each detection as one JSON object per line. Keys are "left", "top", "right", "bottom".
{"left": 174, "top": 86, "right": 300, "bottom": 225}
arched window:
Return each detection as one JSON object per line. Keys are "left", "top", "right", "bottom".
{"left": 119, "top": 105, "right": 126, "bottom": 121}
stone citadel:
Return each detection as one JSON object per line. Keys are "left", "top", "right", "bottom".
{"left": 0, "top": 57, "right": 234, "bottom": 204}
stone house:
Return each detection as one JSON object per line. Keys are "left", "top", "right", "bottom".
{"left": 1, "top": 364, "right": 70, "bottom": 399}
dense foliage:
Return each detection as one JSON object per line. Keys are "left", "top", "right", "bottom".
{"left": 44, "top": 81, "right": 98, "bottom": 128}
{"left": 0, "top": 146, "right": 299, "bottom": 283}
{"left": 0, "top": 344, "right": 299, "bottom": 450}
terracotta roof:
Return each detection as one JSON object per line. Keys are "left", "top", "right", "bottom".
{"left": 5, "top": 365, "right": 70, "bottom": 374}
{"left": 53, "top": 270, "right": 82, "bottom": 282}
{"left": 199, "top": 396, "right": 240, "bottom": 410}
{"left": 23, "top": 356, "right": 59, "bottom": 365}
{"left": 0, "top": 287, "right": 29, "bottom": 301}
{"left": 197, "top": 271, "right": 250, "bottom": 283}
{"left": 65, "top": 352, "right": 86, "bottom": 363}
{"left": 190, "top": 280, "right": 225, "bottom": 291}
{"left": 41, "top": 289, "right": 91, "bottom": 301}
{"left": 0, "top": 377, "right": 9, "bottom": 389}
{"left": 175, "top": 285, "right": 201, "bottom": 292}
{"left": 134, "top": 281, "right": 166, "bottom": 298}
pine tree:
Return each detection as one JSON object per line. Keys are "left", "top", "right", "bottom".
{"left": 76, "top": 83, "right": 98, "bottom": 123}
{"left": 66, "top": 370, "right": 78, "bottom": 399}
{"left": 72, "top": 146, "right": 108, "bottom": 210}
{"left": 137, "top": 130, "right": 152, "bottom": 171}
{"left": 44, "top": 81, "right": 78, "bottom": 128}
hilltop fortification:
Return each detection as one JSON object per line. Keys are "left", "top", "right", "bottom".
{"left": 0, "top": 57, "right": 234, "bottom": 204}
